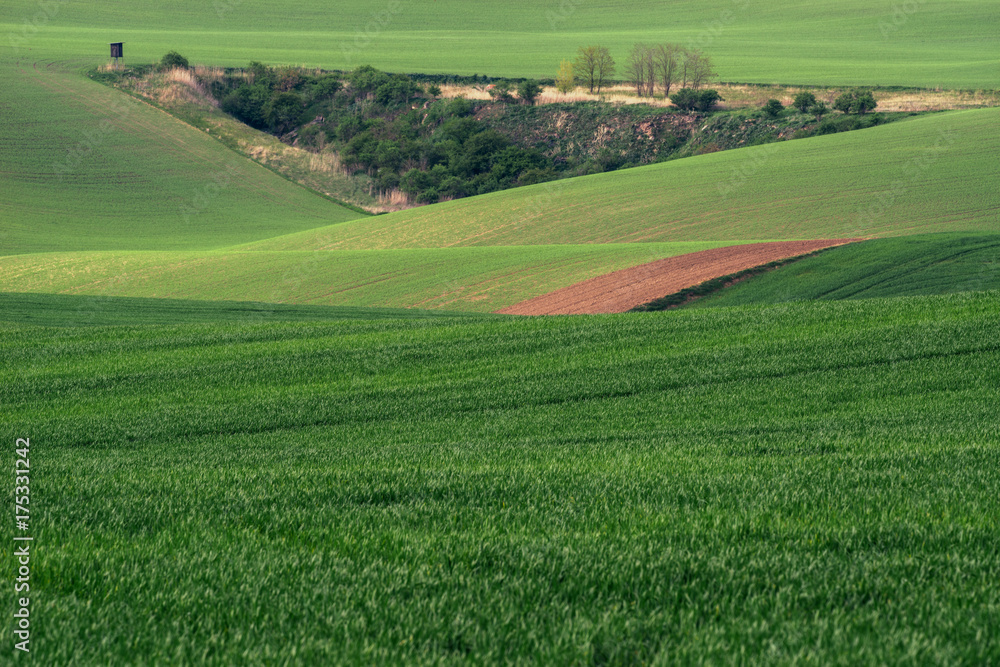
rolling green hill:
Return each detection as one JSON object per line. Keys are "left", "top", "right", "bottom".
{"left": 245, "top": 108, "right": 1000, "bottom": 251}
{"left": 0, "top": 57, "right": 362, "bottom": 256}
{"left": 683, "top": 233, "right": 1000, "bottom": 308}
{"left": 0, "top": 242, "right": 728, "bottom": 312}
{"left": 3, "top": 0, "right": 998, "bottom": 87}
{"left": 4, "top": 1, "right": 1000, "bottom": 661}
{"left": 6, "top": 102, "right": 996, "bottom": 312}
{"left": 3, "top": 291, "right": 999, "bottom": 663}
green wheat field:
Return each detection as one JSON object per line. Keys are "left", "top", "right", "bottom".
{"left": 2, "top": 0, "right": 999, "bottom": 663}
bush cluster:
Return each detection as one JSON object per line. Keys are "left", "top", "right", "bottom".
{"left": 211, "top": 64, "right": 560, "bottom": 203}
{"left": 670, "top": 88, "right": 722, "bottom": 112}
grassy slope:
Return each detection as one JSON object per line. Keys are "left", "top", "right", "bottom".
{"left": 3, "top": 1, "right": 998, "bottom": 87}
{"left": 0, "top": 292, "right": 479, "bottom": 326}
{"left": 685, "top": 233, "right": 1000, "bottom": 308}
{"left": 0, "top": 57, "right": 362, "bottom": 256}
{"left": 2, "top": 292, "right": 998, "bottom": 663}
{"left": 0, "top": 243, "right": 727, "bottom": 312}
{"left": 245, "top": 108, "right": 1000, "bottom": 250}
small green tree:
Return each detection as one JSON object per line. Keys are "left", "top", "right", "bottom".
{"left": 854, "top": 90, "right": 878, "bottom": 115}
{"left": 763, "top": 98, "right": 784, "bottom": 117}
{"left": 793, "top": 91, "right": 817, "bottom": 113}
{"left": 671, "top": 88, "right": 722, "bottom": 112}
{"left": 555, "top": 60, "right": 575, "bottom": 94}
{"left": 427, "top": 83, "right": 442, "bottom": 98}
{"left": 517, "top": 79, "right": 542, "bottom": 105}
{"left": 697, "top": 89, "right": 722, "bottom": 111}
{"left": 810, "top": 101, "right": 828, "bottom": 121}
{"left": 833, "top": 89, "right": 878, "bottom": 115}
{"left": 160, "top": 51, "right": 189, "bottom": 70}
{"left": 488, "top": 81, "right": 515, "bottom": 103}
{"left": 670, "top": 88, "right": 699, "bottom": 110}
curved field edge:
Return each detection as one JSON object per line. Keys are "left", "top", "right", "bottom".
{"left": 498, "top": 239, "right": 859, "bottom": 315}
{"left": 0, "top": 243, "right": 737, "bottom": 312}
{"left": 239, "top": 108, "right": 1000, "bottom": 251}
{"left": 680, "top": 233, "right": 1000, "bottom": 308}
{"left": 2, "top": 0, "right": 998, "bottom": 87}
{"left": 2, "top": 292, "right": 999, "bottom": 663}
{"left": 0, "top": 57, "right": 363, "bottom": 256}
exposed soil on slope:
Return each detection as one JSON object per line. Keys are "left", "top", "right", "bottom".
{"left": 497, "top": 239, "right": 861, "bottom": 315}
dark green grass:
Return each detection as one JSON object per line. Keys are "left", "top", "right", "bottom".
{"left": 687, "top": 234, "right": 1000, "bottom": 309}
{"left": 2, "top": 293, "right": 999, "bottom": 663}
{"left": 0, "top": 292, "right": 478, "bottom": 326}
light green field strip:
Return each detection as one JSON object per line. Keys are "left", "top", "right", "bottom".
{"left": 2, "top": 0, "right": 998, "bottom": 87}
{"left": 0, "top": 243, "right": 729, "bottom": 312}
{"left": 243, "top": 108, "right": 1000, "bottom": 251}
{"left": 0, "top": 57, "right": 362, "bottom": 256}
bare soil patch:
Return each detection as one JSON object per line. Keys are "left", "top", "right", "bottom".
{"left": 497, "top": 239, "right": 861, "bottom": 315}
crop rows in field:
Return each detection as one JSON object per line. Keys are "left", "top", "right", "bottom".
{"left": 0, "top": 243, "right": 728, "bottom": 312}
{"left": 686, "top": 233, "right": 1000, "bottom": 308}
{"left": 2, "top": 292, "right": 999, "bottom": 663}
{"left": 3, "top": 0, "right": 998, "bottom": 87}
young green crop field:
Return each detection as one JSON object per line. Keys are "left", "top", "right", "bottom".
{"left": 687, "top": 233, "right": 1000, "bottom": 308}
{"left": 3, "top": 0, "right": 998, "bottom": 87}
{"left": 246, "top": 108, "right": 1000, "bottom": 251}
{"left": 2, "top": 292, "right": 999, "bottom": 663}
{"left": 0, "top": 242, "right": 728, "bottom": 312}
{"left": 0, "top": 292, "right": 478, "bottom": 326}
{"left": 0, "top": 57, "right": 362, "bottom": 256}
{"left": 4, "top": 0, "right": 1000, "bottom": 661}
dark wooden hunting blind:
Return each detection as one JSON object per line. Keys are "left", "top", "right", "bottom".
{"left": 110, "top": 42, "right": 123, "bottom": 59}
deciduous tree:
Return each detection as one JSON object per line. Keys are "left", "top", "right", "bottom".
{"left": 555, "top": 60, "right": 575, "bottom": 94}
{"left": 684, "top": 49, "right": 715, "bottom": 89}
{"left": 793, "top": 91, "right": 817, "bottom": 113}
{"left": 574, "top": 46, "right": 615, "bottom": 94}
{"left": 833, "top": 89, "right": 878, "bottom": 115}
{"left": 627, "top": 43, "right": 655, "bottom": 97}
{"left": 654, "top": 43, "right": 681, "bottom": 98}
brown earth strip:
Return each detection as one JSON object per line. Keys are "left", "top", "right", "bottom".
{"left": 496, "top": 239, "right": 862, "bottom": 315}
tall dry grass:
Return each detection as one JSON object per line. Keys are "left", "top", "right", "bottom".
{"left": 437, "top": 82, "right": 997, "bottom": 113}
{"left": 376, "top": 187, "right": 412, "bottom": 211}
{"left": 193, "top": 65, "right": 225, "bottom": 83}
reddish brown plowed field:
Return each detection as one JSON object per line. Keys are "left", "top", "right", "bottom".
{"left": 497, "top": 239, "right": 861, "bottom": 315}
